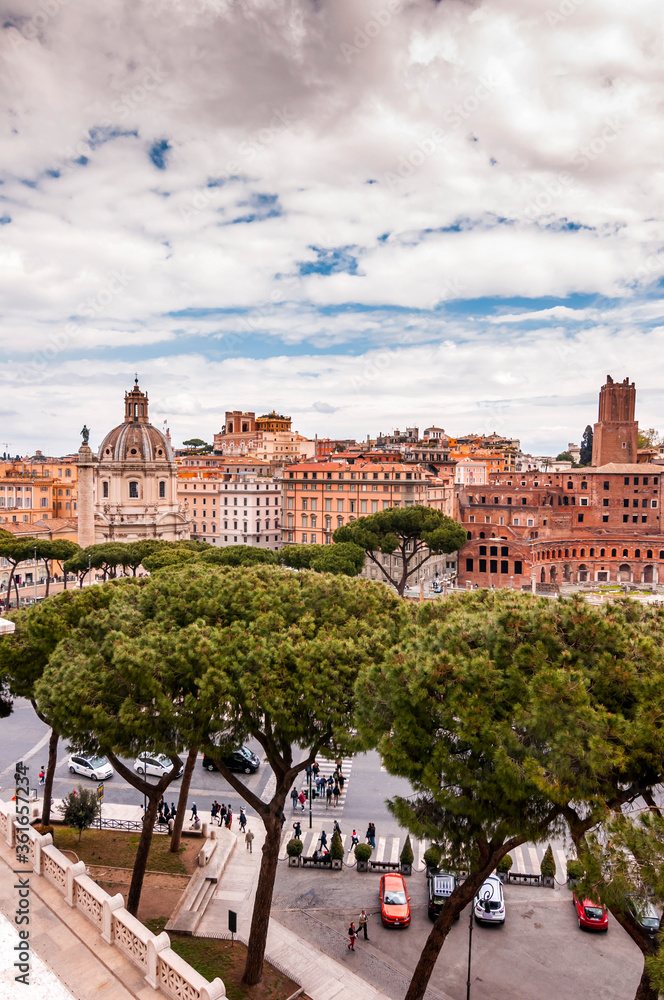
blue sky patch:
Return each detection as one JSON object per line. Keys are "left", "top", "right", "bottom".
{"left": 149, "top": 139, "right": 171, "bottom": 170}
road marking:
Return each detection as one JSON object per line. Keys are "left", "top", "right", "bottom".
{"left": 0, "top": 729, "right": 52, "bottom": 778}
{"left": 512, "top": 845, "right": 525, "bottom": 872}
{"left": 375, "top": 836, "right": 386, "bottom": 862}
{"left": 416, "top": 839, "right": 427, "bottom": 868}
{"left": 390, "top": 838, "right": 400, "bottom": 864}
{"left": 528, "top": 846, "right": 541, "bottom": 874}
{"left": 555, "top": 849, "right": 568, "bottom": 879}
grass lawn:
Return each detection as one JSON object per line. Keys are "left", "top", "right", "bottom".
{"left": 146, "top": 918, "right": 303, "bottom": 1000}
{"left": 52, "top": 827, "right": 197, "bottom": 874}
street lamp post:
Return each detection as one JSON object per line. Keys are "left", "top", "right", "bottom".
{"left": 466, "top": 903, "right": 474, "bottom": 1000}
{"left": 33, "top": 546, "right": 37, "bottom": 603}
{"left": 87, "top": 553, "right": 92, "bottom": 586}
{"left": 308, "top": 768, "right": 313, "bottom": 829}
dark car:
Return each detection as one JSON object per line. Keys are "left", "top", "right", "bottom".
{"left": 626, "top": 896, "right": 660, "bottom": 936}
{"left": 428, "top": 871, "right": 458, "bottom": 922}
{"left": 202, "top": 745, "right": 260, "bottom": 774}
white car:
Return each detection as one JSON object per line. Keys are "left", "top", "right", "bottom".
{"left": 68, "top": 753, "right": 114, "bottom": 781}
{"left": 133, "top": 753, "right": 184, "bottom": 779}
{"left": 474, "top": 874, "right": 506, "bottom": 925}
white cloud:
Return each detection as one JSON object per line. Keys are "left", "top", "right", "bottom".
{"left": 0, "top": 0, "right": 663, "bottom": 455}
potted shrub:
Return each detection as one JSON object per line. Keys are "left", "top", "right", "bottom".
{"left": 400, "top": 835, "right": 414, "bottom": 875}
{"left": 540, "top": 844, "right": 556, "bottom": 884}
{"left": 423, "top": 844, "right": 442, "bottom": 873}
{"left": 496, "top": 853, "right": 513, "bottom": 881}
{"left": 355, "top": 842, "right": 372, "bottom": 872}
{"left": 286, "top": 838, "right": 303, "bottom": 867}
{"left": 566, "top": 858, "right": 584, "bottom": 884}
{"left": 330, "top": 830, "right": 344, "bottom": 869}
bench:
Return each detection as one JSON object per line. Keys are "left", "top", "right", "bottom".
{"left": 369, "top": 860, "right": 401, "bottom": 873}
{"left": 301, "top": 856, "right": 333, "bottom": 869}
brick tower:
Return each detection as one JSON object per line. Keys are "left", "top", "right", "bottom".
{"left": 591, "top": 375, "right": 638, "bottom": 466}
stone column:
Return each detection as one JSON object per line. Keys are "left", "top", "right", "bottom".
{"left": 77, "top": 444, "right": 95, "bottom": 548}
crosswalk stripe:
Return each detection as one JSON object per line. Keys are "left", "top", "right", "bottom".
{"left": 375, "top": 836, "right": 386, "bottom": 862}
{"left": 555, "top": 849, "right": 568, "bottom": 879}
{"left": 528, "top": 846, "right": 541, "bottom": 874}
{"left": 390, "top": 839, "right": 400, "bottom": 864}
{"left": 416, "top": 839, "right": 427, "bottom": 868}
{"left": 512, "top": 845, "right": 525, "bottom": 871}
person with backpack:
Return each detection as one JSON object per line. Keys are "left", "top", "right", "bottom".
{"left": 347, "top": 921, "right": 357, "bottom": 951}
{"left": 219, "top": 803, "right": 227, "bottom": 827}
{"left": 326, "top": 784, "right": 333, "bottom": 809}
{"left": 319, "top": 829, "right": 328, "bottom": 850}
{"left": 291, "top": 786, "right": 299, "bottom": 811}
{"left": 239, "top": 808, "right": 247, "bottom": 832}
{"left": 293, "top": 820, "right": 302, "bottom": 839}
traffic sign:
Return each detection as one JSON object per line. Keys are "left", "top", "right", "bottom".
{"left": 97, "top": 782, "right": 104, "bottom": 803}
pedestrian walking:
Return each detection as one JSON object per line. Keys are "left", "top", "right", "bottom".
{"left": 333, "top": 782, "right": 340, "bottom": 807}
{"left": 335, "top": 756, "right": 343, "bottom": 774}
{"left": 291, "top": 786, "right": 299, "bottom": 811}
{"left": 338, "top": 772, "right": 345, "bottom": 793}
{"left": 38, "top": 767, "right": 45, "bottom": 786}
{"left": 245, "top": 828, "right": 254, "bottom": 853}
{"left": 366, "top": 823, "right": 376, "bottom": 849}
{"left": 163, "top": 802, "right": 171, "bottom": 822}
{"left": 211, "top": 800, "right": 219, "bottom": 823}
{"left": 219, "top": 803, "right": 227, "bottom": 827}
{"left": 358, "top": 909, "right": 370, "bottom": 940}
{"left": 319, "top": 829, "right": 327, "bottom": 850}
{"left": 347, "top": 921, "right": 357, "bottom": 951}
{"left": 326, "top": 785, "right": 332, "bottom": 809}
{"left": 225, "top": 805, "right": 232, "bottom": 830}
{"left": 280, "top": 811, "right": 286, "bottom": 830}
{"left": 312, "top": 761, "right": 320, "bottom": 779}
{"left": 333, "top": 820, "right": 342, "bottom": 838}
{"left": 190, "top": 802, "right": 198, "bottom": 820}
{"left": 239, "top": 808, "right": 247, "bottom": 832}
{"left": 298, "top": 790, "right": 306, "bottom": 811}
{"left": 351, "top": 829, "right": 359, "bottom": 848}
{"left": 293, "top": 820, "right": 302, "bottom": 839}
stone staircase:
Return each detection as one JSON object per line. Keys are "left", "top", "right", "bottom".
{"left": 166, "top": 826, "right": 236, "bottom": 934}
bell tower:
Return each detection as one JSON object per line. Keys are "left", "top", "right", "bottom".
{"left": 591, "top": 375, "right": 638, "bottom": 466}
{"left": 124, "top": 377, "right": 149, "bottom": 423}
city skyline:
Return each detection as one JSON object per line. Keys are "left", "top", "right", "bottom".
{"left": 1, "top": 1, "right": 663, "bottom": 454}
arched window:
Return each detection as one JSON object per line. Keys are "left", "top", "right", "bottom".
{"left": 600, "top": 548, "right": 605, "bottom": 557}
{"left": 202, "top": 523, "right": 207, "bottom": 533}
{"left": 635, "top": 549, "right": 641, "bottom": 558}
{"left": 611, "top": 549, "right": 617, "bottom": 557}
{"left": 589, "top": 548, "right": 595, "bottom": 556}
{"left": 623, "top": 549, "right": 628, "bottom": 557}
{"left": 647, "top": 550, "right": 653, "bottom": 559}
{"left": 580, "top": 548, "right": 585, "bottom": 557}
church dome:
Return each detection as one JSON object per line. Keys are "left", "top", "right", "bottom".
{"left": 98, "top": 380, "right": 174, "bottom": 463}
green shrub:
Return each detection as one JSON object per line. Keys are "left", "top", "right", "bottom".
{"left": 423, "top": 845, "right": 442, "bottom": 869}
{"left": 354, "top": 843, "right": 372, "bottom": 863}
{"left": 497, "top": 853, "right": 513, "bottom": 874}
{"left": 330, "top": 830, "right": 344, "bottom": 861}
{"left": 400, "top": 835, "right": 414, "bottom": 866}
{"left": 540, "top": 844, "right": 556, "bottom": 878}
{"left": 566, "top": 858, "right": 584, "bottom": 880}
{"left": 286, "top": 838, "right": 303, "bottom": 858}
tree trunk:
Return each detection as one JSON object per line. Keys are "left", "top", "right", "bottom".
{"left": 5, "top": 566, "right": 15, "bottom": 609}
{"left": 635, "top": 966, "right": 658, "bottom": 1000}
{"left": 126, "top": 793, "right": 160, "bottom": 916}
{"left": 43, "top": 561, "right": 50, "bottom": 598}
{"left": 242, "top": 808, "right": 283, "bottom": 985}
{"left": 14, "top": 579, "right": 20, "bottom": 609}
{"left": 41, "top": 728, "right": 59, "bottom": 827}
{"left": 63, "top": 568, "right": 68, "bottom": 590}
{"left": 170, "top": 746, "right": 198, "bottom": 852}
{"left": 404, "top": 869, "right": 492, "bottom": 1000}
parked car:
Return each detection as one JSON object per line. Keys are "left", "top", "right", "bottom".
{"left": 133, "top": 753, "right": 184, "bottom": 779}
{"left": 626, "top": 896, "right": 660, "bottom": 936}
{"left": 379, "top": 872, "right": 411, "bottom": 928}
{"left": 68, "top": 753, "right": 114, "bottom": 781}
{"left": 474, "top": 874, "right": 506, "bottom": 925}
{"left": 201, "top": 745, "right": 260, "bottom": 774}
{"left": 428, "top": 871, "right": 459, "bottom": 922}
{"left": 573, "top": 893, "right": 608, "bottom": 931}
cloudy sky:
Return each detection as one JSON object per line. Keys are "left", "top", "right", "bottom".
{"left": 1, "top": 0, "right": 663, "bottom": 457}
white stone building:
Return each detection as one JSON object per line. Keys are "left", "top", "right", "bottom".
{"left": 77, "top": 380, "right": 190, "bottom": 546}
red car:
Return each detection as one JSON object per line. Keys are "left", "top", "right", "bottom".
{"left": 573, "top": 892, "right": 608, "bottom": 931}
{"left": 379, "top": 872, "right": 411, "bottom": 928}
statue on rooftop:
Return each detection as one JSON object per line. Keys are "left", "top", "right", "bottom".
{"left": 80, "top": 424, "right": 90, "bottom": 445}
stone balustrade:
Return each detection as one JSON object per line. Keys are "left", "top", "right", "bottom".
{"left": 3, "top": 800, "right": 225, "bottom": 1000}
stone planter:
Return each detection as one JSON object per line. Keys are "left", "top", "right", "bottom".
{"left": 542, "top": 876, "right": 555, "bottom": 889}
{"left": 332, "top": 859, "right": 342, "bottom": 870}
{"left": 288, "top": 855, "right": 301, "bottom": 867}
{"left": 356, "top": 860, "right": 369, "bottom": 873}
{"left": 401, "top": 863, "right": 412, "bottom": 876}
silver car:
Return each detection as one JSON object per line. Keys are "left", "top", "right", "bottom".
{"left": 133, "top": 752, "right": 184, "bottom": 779}
{"left": 474, "top": 874, "right": 506, "bottom": 925}
{"left": 68, "top": 753, "right": 114, "bottom": 781}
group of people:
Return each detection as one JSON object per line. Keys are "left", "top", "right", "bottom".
{"left": 208, "top": 800, "right": 238, "bottom": 830}
{"left": 157, "top": 797, "right": 177, "bottom": 825}
{"left": 291, "top": 757, "right": 347, "bottom": 812}
{"left": 347, "top": 909, "right": 370, "bottom": 950}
